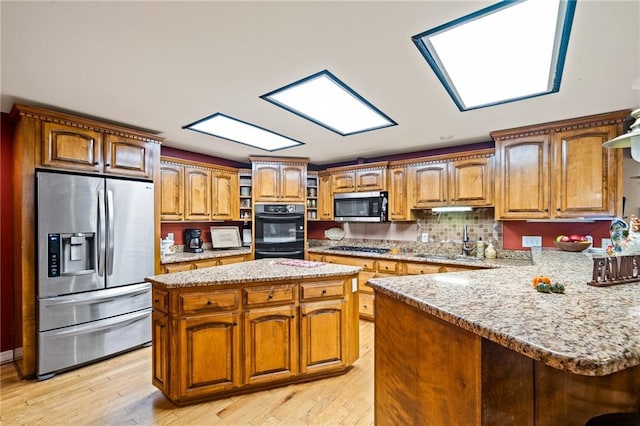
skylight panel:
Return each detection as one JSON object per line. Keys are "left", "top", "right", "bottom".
{"left": 412, "top": 0, "right": 576, "bottom": 111}
{"left": 183, "top": 113, "right": 303, "bottom": 152}
{"left": 261, "top": 70, "right": 397, "bottom": 136}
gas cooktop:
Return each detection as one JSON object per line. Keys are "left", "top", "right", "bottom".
{"left": 327, "top": 245, "right": 391, "bottom": 254}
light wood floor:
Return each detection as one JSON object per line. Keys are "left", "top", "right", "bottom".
{"left": 1, "top": 321, "right": 373, "bottom": 426}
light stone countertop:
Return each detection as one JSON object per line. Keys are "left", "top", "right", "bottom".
{"left": 146, "top": 258, "right": 361, "bottom": 288}
{"left": 160, "top": 247, "right": 252, "bottom": 264}
{"left": 367, "top": 247, "right": 640, "bottom": 376}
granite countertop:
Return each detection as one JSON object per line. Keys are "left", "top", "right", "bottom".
{"left": 160, "top": 247, "right": 252, "bottom": 264}
{"left": 308, "top": 246, "right": 531, "bottom": 268}
{"left": 147, "top": 258, "right": 361, "bottom": 288}
{"left": 368, "top": 247, "right": 640, "bottom": 376}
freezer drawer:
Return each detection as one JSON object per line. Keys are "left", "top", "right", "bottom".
{"left": 38, "top": 308, "right": 151, "bottom": 378}
{"left": 39, "top": 283, "right": 151, "bottom": 331}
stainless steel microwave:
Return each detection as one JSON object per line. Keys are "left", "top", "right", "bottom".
{"left": 333, "top": 191, "right": 389, "bottom": 222}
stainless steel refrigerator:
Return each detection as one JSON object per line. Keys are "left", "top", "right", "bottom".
{"left": 36, "top": 171, "right": 154, "bottom": 379}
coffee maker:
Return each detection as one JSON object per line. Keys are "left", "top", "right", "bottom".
{"left": 184, "top": 229, "right": 203, "bottom": 253}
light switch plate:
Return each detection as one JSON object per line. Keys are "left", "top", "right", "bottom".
{"left": 522, "top": 236, "right": 542, "bottom": 247}
{"left": 601, "top": 238, "right": 612, "bottom": 248}
{"left": 421, "top": 233, "right": 429, "bottom": 243}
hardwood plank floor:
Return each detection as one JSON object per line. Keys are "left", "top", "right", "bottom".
{"left": 1, "top": 321, "right": 373, "bottom": 426}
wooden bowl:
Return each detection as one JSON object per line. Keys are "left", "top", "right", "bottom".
{"left": 554, "top": 241, "right": 592, "bottom": 252}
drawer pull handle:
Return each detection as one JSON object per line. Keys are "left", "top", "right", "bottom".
{"left": 268, "top": 293, "right": 274, "bottom": 299}
{"left": 207, "top": 300, "right": 212, "bottom": 305}
{"left": 322, "top": 289, "right": 327, "bottom": 294}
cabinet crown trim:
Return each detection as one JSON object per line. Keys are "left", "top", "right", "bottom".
{"left": 249, "top": 156, "right": 310, "bottom": 165}
{"left": 389, "top": 148, "right": 495, "bottom": 168}
{"left": 326, "top": 161, "right": 389, "bottom": 174}
{"left": 161, "top": 156, "right": 238, "bottom": 173}
{"left": 10, "top": 104, "right": 164, "bottom": 144}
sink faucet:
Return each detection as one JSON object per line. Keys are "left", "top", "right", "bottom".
{"left": 461, "top": 225, "right": 475, "bottom": 256}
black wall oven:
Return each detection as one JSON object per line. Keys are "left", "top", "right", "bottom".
{"left": 254, "top": 204, "right": 305, "bottom": 259}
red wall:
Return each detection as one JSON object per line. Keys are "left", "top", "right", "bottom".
{"left": 1, "top": 113, "right": 15, "bottom": 353}
{"left": 502, "top": 221, "right": 611, "bottom": 250}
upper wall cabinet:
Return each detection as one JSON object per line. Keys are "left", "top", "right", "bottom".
{"left": 327, "top": 161, "right": 388, "bottom": 193}
{"left": 403, "top": 150, "right": 494, "bottom": 209}
{"left": 24, "top": 105, "right": 161, "bottom": 180}
{"left": 250, "top": 157, "right": 309, "bottom": 203}
{"left": 160, "top": 157, "right": 239, "bottom": 222}
{"left": 318, "top": 172, "right": 333, "bottom": 221}
{"left": 387, "top": 165, "right": 410, "bottom": 221}
{"left": 492, "top": 110, "right": 629, "bottom": 220}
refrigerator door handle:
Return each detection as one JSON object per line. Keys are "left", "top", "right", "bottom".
{"left": 107, "top": 189, "right": 115, "bottom": 276}
{"left": 97, "top": 189, "right": 106, "bottom": 277}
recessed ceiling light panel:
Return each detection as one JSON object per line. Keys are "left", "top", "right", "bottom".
{"left": 412, "top": 0, "right": 577, "bottom": 111}
{"left": 261, "top": 70, "right": 397, "bottom": 136}
{"left": 183, "top": 113, "right": 304, "bottom": 152}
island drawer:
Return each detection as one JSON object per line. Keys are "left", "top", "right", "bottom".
{"left": 323, "top": 255, "right": 375, "bottom": 271}
{"left": 404, "top": 262, "right": 445, "bottom": 275}
{"left": 244, "top": 284, "right": 295, "bottom": 306}
{"left": 152, "top": 288, "right": 169, "bottom": 312}
{"left": 300, "top": 279, "right": 344, "bottom": 301}
{"left": 179, "top": 289, "right": 239, "bottom": 314}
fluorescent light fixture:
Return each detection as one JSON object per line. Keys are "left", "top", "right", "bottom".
{"left": 261, "top": 70, "right": 397, "bottom": 136}
{"left": 431, "top": 206, "right": 473, "bottom": 213}
{"left": 603, "top": 108, "right": 640, "bottom": 162}
{"left": 412, "top": 0, "right": 577, "bottom": 111}
{"left": 183, "top": 113, "right": 303, "bottom": 152}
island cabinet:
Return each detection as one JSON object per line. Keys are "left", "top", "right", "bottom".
{"left": 250, "top": 156, "right": 309, "bottom": 203}
{"left": 148, "top": 263, "right": 359, "bottom": 405}
{"left": 492, "top": 110, "right": 629, "bottom": 220}
{"left": 160, "top": 157, "right": 240, "bottom": 221}
{"left": 405, "top": 149, "right": 494, "bottom": 209}
{"left": 327, "top": 161, "right": 388, "bottom": 193}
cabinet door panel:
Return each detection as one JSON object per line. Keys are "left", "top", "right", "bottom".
{"left": 152, "top": 311, "right": 168, "bottom": 391}
{"left": 41, "top": 122, "right": 102, "bottom": 172}
{"left": 554, "top": 126, "right": 617, "bottom": 217}
{"left": 254, "top": 165, "right": 280, "bottom": 201}
{"left": 212, "top": 171, "right": 237, "bottom": 220}
{"left": 318, "top": 173, "right": 333, "bottom": 220}
{"left": 332, "top": 172, "right": 356, "bottom": 193}
{"left": 449, "top": 158, "right": 492, "bottom": 206}
{"left": 413, "top": 163, "right": 448, "bottom": 206}
{"left": 160, "top": 163, "right": 184, "bottom": 220}
{"left": 179, "top": 313, "right": 241, "bottom": 397}
{"left": 300, "top": 300, "right": 346, "bottom": 373}
{"left": 389, "top": 167, "right": 409, "bottom": 220}
{"left": 104, "top": 134, "right": 153, "bottom": 179}
{"left": 184, "top": 167, "right": 211, "bottom": 220}
{"left": 280, "top": 165, "right": 305, "bottom": 202}
{"left": 496, "top": 138, "right": 549, "bottom": 219}
{"left": 357, "top": 169, "right": 386, "bottom": 191}
{"left": 244, "top": 306, "right": 298, "bottom": 384}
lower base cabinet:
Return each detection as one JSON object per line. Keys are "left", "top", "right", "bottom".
{"left": 151, "top": 274, "right": 358, "bottom": 405}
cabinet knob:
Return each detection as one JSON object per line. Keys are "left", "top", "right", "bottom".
{"left": 268, "top": 293, "right": 274, "bottom": 299}
{"left": 232, "top": 322, "right": 237, "bottom": 326}
{"left": 154, "top": 298, "right": 160, "bottom": 303}
{"left": 556, "top": 208, "right": 561, "bottom": 212}
{"left": 105, "top": 163, "right": 111, "bottom": 167}
{"left": 94, "top": 162, "right": 99, "bottom": 166}
{"left": 544, "top": 208, "right": 549, "bottom": 212}
{"left": 322, "top": 289, "right": 327, "bottom": 294}
{"left": 207, "top": 300, "right": 212, "bottom": 305}
{"left": 290, "top": 315, "right": 295, "bottom": 319}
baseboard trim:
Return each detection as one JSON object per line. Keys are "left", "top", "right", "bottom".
{"left": 1, "top": 349, "right": 14, "bottom": 364}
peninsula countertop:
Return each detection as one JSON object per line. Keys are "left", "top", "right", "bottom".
{"left": 146, "top": 258, "right": 362, "bottom": 289}
{"left": 368, "top": 248, "right": 640, "bottom": 376}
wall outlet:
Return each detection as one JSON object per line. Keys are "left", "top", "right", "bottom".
{"left": 601, "top": 238, "right": 612, "bottom": 248}
{"left": 421, "top": 233, "right": 429, "bottom": 243}
{"left": 522, "top": 236, "right": 542, "bottom": 247}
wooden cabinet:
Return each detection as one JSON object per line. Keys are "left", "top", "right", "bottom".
{"left": 151, "top": 272, "right": 358, "bottom": 404}
{"left": 211, "top": 169, "right": 238, "bottom": 220}
{"left": 160, "top": 162, "right": 184, "bottom": 221}
{"left": 408, "top": 150, "right": 493, "bottom": 209}
{"left": 161, "top": 254, "right": 250, "bottom": 273}
{"left": 492, "top": 111, "right": 628, "bottom": 219}
{"left": 327, "top": 161, "right": 388, "bottom": 193}
{"left": 251, "top": 157, "right": 309, "bottom": 203}
{"left": 184, "top": 167, "right": 211, "bottom": 221}
{"left": 388, "top": 165, "right": 410, "bottom": 220}
{"left": 40, "top": 121, "right": 155, "bottom": 179}
{"left": 318, "top": 172, "right": 333, "bottom": 220}
{"left": 161, "top": 157, "right": 241, "bottom": 222}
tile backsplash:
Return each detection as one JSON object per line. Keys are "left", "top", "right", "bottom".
{"left": 340, "top": 208, "right": 502, "bottom": 249}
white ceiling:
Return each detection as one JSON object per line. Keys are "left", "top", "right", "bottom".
{"left": 2, "top": 1, "right": 639, "bottom": 166}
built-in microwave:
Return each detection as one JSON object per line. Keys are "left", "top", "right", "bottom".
{"left": 333, "top": 191, "right": 389, "bottom": 222}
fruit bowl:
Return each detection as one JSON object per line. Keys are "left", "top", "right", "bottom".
{"left": 554, "top": 240, "right": 592, "bottom": 252}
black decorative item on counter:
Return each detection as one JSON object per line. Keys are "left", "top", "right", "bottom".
{"left": 184, "top": 229, "right": 204, "bottom": 253}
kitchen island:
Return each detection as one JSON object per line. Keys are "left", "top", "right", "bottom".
{"left": 368, "top": 248, "right": 640, "bottom": 426}
{"left": 145, "top": 259, "right": 361, "bottom": 405}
